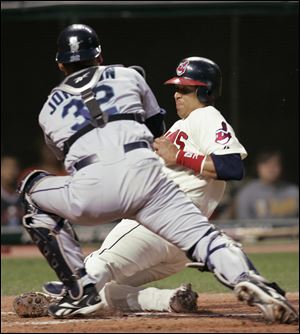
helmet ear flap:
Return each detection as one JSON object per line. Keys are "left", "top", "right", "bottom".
{"left": 196, "top": 86, "right": 210, "bottom": 103}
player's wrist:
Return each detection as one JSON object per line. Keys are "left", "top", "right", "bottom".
{"left": 176, "top": 150, "right": 205, "bottom": 174}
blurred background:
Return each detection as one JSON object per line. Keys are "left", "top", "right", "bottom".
{"left": 1, "top": 1, "right": 299, "bottom": 245}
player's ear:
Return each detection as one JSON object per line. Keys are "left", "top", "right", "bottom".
{"left": 58, "top": 63, "right": 68, "bottom": 75}
{"left": 96, "top": 54, "right": 103, "bottom": 65}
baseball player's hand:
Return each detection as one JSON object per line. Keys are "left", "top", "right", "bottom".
{"left": 153, "top": 137, "right": 179, "bottom": 166}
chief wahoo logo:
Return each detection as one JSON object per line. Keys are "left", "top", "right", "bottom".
{"left": 176, "top": 60, "right": 189, "bottom": 76}
{"left": 215, "top": 122, "right": 232, "bottom": 145}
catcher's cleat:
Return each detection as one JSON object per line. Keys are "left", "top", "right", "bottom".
{"left": 235, "top": 275, "right": 299, "bottom": 324}
{"left": 169, "top": 283, "right": 198, "bottom": 313}
{"left": 43, "top": 281, "right": 66, "bottom": 298}
{"left": 48, "top": 284, "right": 102, "bottom": 318}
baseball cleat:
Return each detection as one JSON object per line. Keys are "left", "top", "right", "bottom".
{"left": 48, "top": 284, "right": 102, "bottom": 318}
{"left": 235, "top": 277, "right": 298, "bottom": 324}
{"left": 43, "top": 281, "right": 66, "bottom": 298}
{"left": 169, "top": 283, "right": 198, "bottom": 313}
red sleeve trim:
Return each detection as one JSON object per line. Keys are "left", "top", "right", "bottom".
{"left": 176, "top": 150, "right": 205, "bottom": 174}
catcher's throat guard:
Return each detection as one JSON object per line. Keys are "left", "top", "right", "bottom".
{"left": 55, "top": 66, "right": 108, "bottom": 127}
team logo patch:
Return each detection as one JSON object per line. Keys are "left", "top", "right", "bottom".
{"left": 68, "top": 37, "right": 83, "bottom": 53}
{"left": 74, "top": 72, "right": 90, "bottom": 84}
{"left": 176, "top": 60, "right": 189, "bottom": 76}
{"left": 215, "top": 122, "right": 232, "bottom": 145}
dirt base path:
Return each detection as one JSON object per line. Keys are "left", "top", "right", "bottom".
{"left": 1, "top": 293, "right": 298, "bottom": 333}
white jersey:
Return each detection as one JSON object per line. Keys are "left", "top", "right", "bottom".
{"left": 39, "top": 66, "right": 161, "bottom": 173}
{"left": 162, "top": 106, "right": 247, "bottom": 217}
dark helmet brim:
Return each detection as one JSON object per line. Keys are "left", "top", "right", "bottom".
{"left": 164, "top": 77, "right": 207, "bottom": 86}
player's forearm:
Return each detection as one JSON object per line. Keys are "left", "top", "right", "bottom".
{"left": 153, "top": 137, "right": 243, "bottom": 180}
{"left": 153, "top": 138, "right": 217, "bottom": 177}
{"left": 176, "top": 151, "right": 217, "bottom": 178}
{"left": 201, "top": 155, "right": 218, "bottom": 179}
{"left": 175, "top": 151, "right": 244, "bottom": 181}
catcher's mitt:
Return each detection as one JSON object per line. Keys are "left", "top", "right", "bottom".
{"left": 13, "top": 292, "right": 55, "bottom": 317}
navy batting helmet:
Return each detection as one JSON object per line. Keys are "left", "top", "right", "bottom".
{"left": 56, "top": 24, "right": 101, "bottom": 64}
{"left": 164, "top": 56, "right": 222, "bottom": 104}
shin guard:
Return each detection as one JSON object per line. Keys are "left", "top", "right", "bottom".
{"left": 23, "top": 214, "right": 85, "bottom": 299}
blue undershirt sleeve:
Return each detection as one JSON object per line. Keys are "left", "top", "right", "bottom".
{"left": 211, "top": 153, "right": 244, "bottom": 181}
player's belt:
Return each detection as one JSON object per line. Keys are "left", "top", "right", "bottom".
{"left": 73, "top": 141, "right": 150, "bottom": 171}
{"left": 63, "top": 113, "right": 145, "bottom": 156}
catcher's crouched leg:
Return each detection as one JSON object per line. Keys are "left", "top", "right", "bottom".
{"left": 22, "top": 214, "right": 88, "bottom": 300}
{"left": 18, "top": 170, "right": 103, "bottom": 318}
{"left": 13, "top": 292, "right": 57, "bottom": 318}
{"left": 18, "top": 169, "right": 95, "bottom": 300}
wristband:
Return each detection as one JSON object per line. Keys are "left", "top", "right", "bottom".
{"left": 176, "top": 150, "right": 205, "bottom": 174}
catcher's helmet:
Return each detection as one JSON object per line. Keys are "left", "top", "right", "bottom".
{"left": 164, "top": 56, "right": 222, "bottom": 104}
{"left": 56, "top": 24, "right": 101, "bottom": 64}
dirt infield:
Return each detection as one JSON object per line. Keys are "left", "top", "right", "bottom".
{"left": 1, "top": 293, "right": 299, "bottom": 333}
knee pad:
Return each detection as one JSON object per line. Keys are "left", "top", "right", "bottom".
{"left": 186, "top": 229, "right": 259, "bottom": 289}
{"left": 18, "top": 170, "right": 53, "bottom": 214}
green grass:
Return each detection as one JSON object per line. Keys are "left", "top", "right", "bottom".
{"left": 1, "top": 258, "right": 57, "bottom": 296}
{"left": 1, "top": 252, "right": 298, "bottom": 296}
